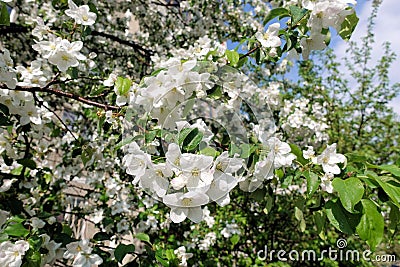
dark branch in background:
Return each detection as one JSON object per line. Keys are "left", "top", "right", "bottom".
{"left": 0, "top": 83, "right": 120, "bottom": 111}
{"left": 0, "top": 24, "right": 153, "bottom": 59}
{"left": 91, "top": 30, "right": 154, "bottom": 57}
{"left": 0, "top": 23, "right": 30, "bottom": 34}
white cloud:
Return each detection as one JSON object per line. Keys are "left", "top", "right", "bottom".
{"left": 333, "top": 0, "right": 400, "bottom": 114}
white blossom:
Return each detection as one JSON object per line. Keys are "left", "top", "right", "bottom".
{"left": 315, "top": 143, "right": 346, "bottom": 174}
{"left": 65, "top": 0, "right": 97, "bottom": 26}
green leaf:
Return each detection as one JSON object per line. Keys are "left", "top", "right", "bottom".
{"left": 114, "top": 244, "right": 136, "bottom": 263}
{"left": 339, "top": 12, "right": 359, "bottom": 41}
{"left": 294, "top": 198, "right": 306, "bottom": 232}
{"left": 225, "top": 50, "right": 240, "bottom": 66}
{"left": 0, "top": 103, "right": 9, "bottom": 116}
{"left": 145, "top": 130, "right": 157, "bottom": 143}
{"left": 230, "top": 234, "right": 240, "bottom": 246}
{"left": 136, "top": 232, "right": 151, "bottom": 244}
{"left": 332, "top": 177, "right": 364, "bottom": 213}
{"left": 155, "top": 250, "right": 169, "bottom": 267}
{"left": 177, "top": 128, "right": 195, "bottom": 145}
{"left": 23, "top": 249, "right": 42, "bottom": 267}
{"left": 250, "top": 187, "right": 266, "bottom": 201}
{"left": 356, "top": 199, "right": 384, "bottom": 250}
{"left": 93, "top": 232, "right": 110, "bottom": 241}
{"left": 4, "top": 222, "right": 30, "bottom": 237}
{"left": 0, "top": 113, "right": 12, "bottom": 126}
{"left": 325, "top": 198, "right": 361, "bottom": 234}
{"left": 263, "top": 7, "right": 290, "bottom": 24}
{"left": 115, "top": 77, "right": 132, "bottom": 96}
{"left": 89, "top": 86, "right": 105, "bottom": 97}
{"left": 289, "top": 143, "right": 307, "bottom": 165}
{"left": 239, "top": 143, "right": 255, "bottom": 159}
{"left": 303, "top": 171, "right": 320, "bottom": 197}
{"left": 88, "top": 2, "right": 98, "bottom": 15}
{"left": 345, "top": 152, "right": 368, "bottom": 163}
{"left": 114, "top": 136, "right": 135, "bottom": 151}
{"left": 67, "top": 67, "right": 78, "bottom": 79}
{"left": 289, "top": 5, "right": 308, "bottom": 25}
{"left": 281, "top": 175, "right": 293, "bottom": 189}
{"left": 373, "top": 176, "right": 400, "bottom": 208}
{"left": 389, "top": 202, "right": 400, "bottom": 234}
{"left": 263, "top": 194, "right": 274, "bottom": 215}
{"left": 200, "top": 146, "right": 217, "bottom": 157}
{"left": 366, "top": 163, "right": 400, "bottom": 179}
{"left": 17, "top": 158, "right": 37, "bottom": 169}
{"left": 183, "top": 130, "right": 203, "bottom": 152}
{"left": 0, "top": 3, "right": 10, "bottom": 26}
{"left": 236, "top": 56, "right": 248, "bottom": 68}
{"left": 313, "top": 210, "right": 326, "bottom": 240}
{"left": 81, "top": 145, "right": 95, "bottom": 166}
{"left": 166, "top": 249, "right": 176, "bottom": 261}
{"left": 150, "top": 68, "right": 166, "bottom": 77}
{"left": 28, "top": 236, "right": 43, "bottom": 251}
{"left": 0, "top": 233, "right": 8, "bottom": 242}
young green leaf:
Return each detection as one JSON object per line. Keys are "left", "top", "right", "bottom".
{"left": 225, "top": 50, "right": 240, "bottom": 66}
{"left": 115, "top": 77, "right": 132, "bottom": 96}
{"left": 303, "top": 171, "right": 320, "bottom": 197}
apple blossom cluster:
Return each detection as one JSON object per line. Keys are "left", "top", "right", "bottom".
{"left": 123, "top": 141, "right": 244, "bottom": 223}
{"left": 63, "top": 239, "right": 103, "bottom": 267}
{"left": 280, "top": 98, "right": 329, "bottom": 145}
{"left": 301, "top": 0, "right": 357, "bottom": 59}
{"left": 26, "top": 1, "right": 94, "bottom": 73}
{"left": 0, "top": 240, "right": 30, "bottom": 267}
{"left": 65, "top": 0, "right": 97, "bottom": 26}
{"left": 302, "top": 143, "right": 346, "bottom": 192}
{"left": 255, "top": 22, "right": 282, "bottom": 57}
{"left": 174, "top": 246, "right": 193, "bottom": 267}
{"left": 221, "top": 220, "right": 241, "bottom": 238}
{"left": 32, "top": 36, "right": 87, "bottom": 72}
{"left": 0, "top": 49, "right": 17, "bottom": 89}
{"left": 0, "top": 87, "right": 50, "bottom": 125}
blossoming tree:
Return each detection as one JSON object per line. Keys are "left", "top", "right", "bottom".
{"left": 0, "top": 0, "right": 399, "bottom": 266}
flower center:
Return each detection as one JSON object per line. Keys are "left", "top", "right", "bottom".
{"left": 191, "top": 168, "right": 200, "bottom": 177}
{"left": 62, "top": 54, "right": 70, "bottom": 61}
{"left": 181, "top": 198, "right": 192, "bottom": 206}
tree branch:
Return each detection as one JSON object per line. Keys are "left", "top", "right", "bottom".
{"left": 239, "top": 46, "right": 260, "bottom": 60}
{"left": 91, "top": 30, "right": 153, "bottom": 56}
{"left": 1, "top": 84, "right": 120, "bottom": 111}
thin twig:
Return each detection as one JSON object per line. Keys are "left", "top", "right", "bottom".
{"left": 239, "top": 46, "right": 260, "bottom": 60}
{"left": 1, "top": 84, "right": 120, "bottom": 111}
{"left": 42, "top": 104, "right": 78, "bottom": 142}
